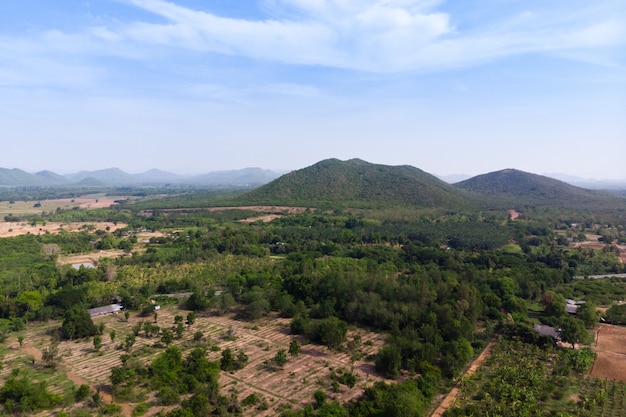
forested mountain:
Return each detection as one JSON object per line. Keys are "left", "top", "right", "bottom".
{"left": 238, "top": 158, "right": 473, "bottom": 208}
{"left": 0, "top": 168, "right": 53, "bottom": 186}
{"left": 456, "top": 168, "right": 625, "bottom": 209}
{"left": 34, "top": 170, "right": 70, "bottom": 185}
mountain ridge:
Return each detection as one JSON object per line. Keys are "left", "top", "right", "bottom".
{"left": 237, "top": 158, "right": 473, "bottom": 208}
{"left": 0, "top": 167, "right": 281, "bottom": 187}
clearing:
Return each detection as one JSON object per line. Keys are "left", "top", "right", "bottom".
{"left": 590, "top": 324, "right": 626, "bottom": 381}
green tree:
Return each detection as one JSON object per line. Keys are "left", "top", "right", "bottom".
{"left": 186, "top": 311, "right": 196, "bottom": 327}
{"left": 125, "top": 334, "right": 136, "bottom": 352}
{"left": 375, "top": 346, "right": 401, "bottom": 379}
{"left": 220, "top": 348, "right": 235, "bottom": 371}
{"left": 61, "top": 306, "right": 97, "bottom": 340}
{"left": 274, "top": 349, "right": 287, "bottom": 369}
{"left": 559, "top": 316, "right": 591, "bottom": 348}
{"left": 576, "top": 301, "right": 599, "bottom": 329}
{"left": 289, "top": 339, "right": 300, "bottom": 357}
{"left": 161, "top": 329, "right": 174, "bottom": 347}
{"left": 93, "top": 335, "right": 102, "bottom": 351}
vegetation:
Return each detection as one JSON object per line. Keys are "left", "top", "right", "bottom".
{"left": 1, "top": 163, "right": 625, "bottom": 416}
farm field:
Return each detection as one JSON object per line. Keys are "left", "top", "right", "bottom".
{"left": 0, "top": 195, "right": 123, "bottom": 218}
{"left": 0, "top": 305, "right": 387, "bottom": 417}
{"left": 0, "top": 221, "right": 126, "bottom": 238}
{"left": 591, "top": 324, "right": 626, "bottom": 381}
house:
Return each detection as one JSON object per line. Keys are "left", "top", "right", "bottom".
{"left": 88, "top": 303, "right": 124, "bottom": 317}
{"left": 71, "top": 262, "right": 96, "bottom": 270}
{"left": 566, "top": 299, "right": 585, "bottom": 314}
{"left": 534, "top": 324, "right": 560, "bottom": 340}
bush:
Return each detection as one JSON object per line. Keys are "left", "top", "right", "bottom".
{"left": 74, "top": 384, "right": 91, "bottom": 402}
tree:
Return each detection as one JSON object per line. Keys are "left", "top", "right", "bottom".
{"left": 17, "top": 336, "right": 24, "bottom": 348}
{"left": 274, "top": 349, "right": 287, "bottom": 369}
{"left": 61, "top": 307, "right": 97, "bottom": 340}
{"left": 110, "top": 330, "right": 116, "bottom": 342}
{"left": 186, "top": 311, "right": 196, "bottom": 327}
{"left": 559, "top": 316, "right": 591, "bottom": 348}
{"left": 221, "top": 348, "right": 235, "bottom": 371}
{"left": 161, "top": 329, "right": 174, "bottom": 347}
{"left": 125, "top": 334, "right": 136, "bottom": 352}
{"left": 42, "top": 343, "right": 59, "bottom": 369}
{"left": 314, "top": 390, "right": 326, "bottom": 408}
{"left": 542, "top": 291, "right": 566, "bottom": 317}
{"left": 175, "top": 323, "right": 185, "bottom": 339}
{"left": 93, "top": 335, "right": 102, "bottom": 351}
{"left": 289, "top": 340, "right": 300, "bottom": 357}
{"left": 375, "top": 346, "right": 401, "bottom": 379}
{"left": 577, "top": 301, "right": 599, "bottom": 329}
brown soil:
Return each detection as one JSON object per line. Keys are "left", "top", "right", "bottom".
{"left": 508, "top": 210, "right": 521, "bottom": 220}
{"left": 3, "top": 307, "right": 385, "bottom": 417}
{"left": 57, "top": 249, "right": 127, "bottom": 266}
{"left": 0, "top": 221, "right": 126, "bottom": 238}
{"left": 430, "top": 338, "right": 496, "bottom": 417}
{"left": 23, "top": 346, "right": 43, "bottom": 361}
{"left": 590, "top": 324, "right": 626, "bottom": 381}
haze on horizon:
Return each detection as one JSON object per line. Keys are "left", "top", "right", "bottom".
{"left": 1, "top": 1, "right": 625, "bottom": 180}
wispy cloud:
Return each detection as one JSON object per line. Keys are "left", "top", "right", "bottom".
{"left": 104, "top": 0, "right": 624, "bottom": 72}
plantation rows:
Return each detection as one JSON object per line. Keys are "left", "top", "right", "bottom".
{"left": 578, "top": 377, "right": 626, "bottom": 417}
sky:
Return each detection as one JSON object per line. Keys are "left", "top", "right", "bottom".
{"left": 1, "top": 0, "right": 625, "bottom": 179}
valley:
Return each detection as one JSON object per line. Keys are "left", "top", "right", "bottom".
{"left": 1, "top": 159, "right": 625, "bottom": 417}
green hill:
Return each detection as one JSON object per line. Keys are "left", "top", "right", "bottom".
{"left": 237, "top": 158, "right": 472, "bottom": 208}
{"left": 455, "top": 169, "right": 624, "bottom": 209}
{"left": 0, "top": 168, "right": 45, "bottom": 186}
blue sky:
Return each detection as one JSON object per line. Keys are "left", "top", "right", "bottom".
{"left": 1, "top": 0, "right": 625, "bottom": 179}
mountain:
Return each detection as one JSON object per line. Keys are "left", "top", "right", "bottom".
{"left": 543, "top": 173, "right": 626, "bottom": 190}
{"left": 0, "top": 166, "right": 281, "bottom": 187}
{"left": 455, "top": 169, "right": 623, "bottom": 209}
{"left": 0, "top": 168, "right": 47, "bottom": 186}
{"left": 189, "top": 168, "right": 280, "bottom": 186}
{"left": 65, "top": 168, "right": 134, "bottom": 185}
{"left": 35, "top": 170, "right": 70, "bottom": 185}
{"left": 238, "top": 158, "right": 472, "bottom": 208}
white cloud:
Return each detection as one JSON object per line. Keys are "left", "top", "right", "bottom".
{"left": 105, "top": 0, "right": 624, "bottom": 72}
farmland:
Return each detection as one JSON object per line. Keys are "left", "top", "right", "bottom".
{"left": 591, "top": 324, "right": 626, "bottom": 381}
{"left": 1, "top": 305, "right": 386, "bottom": 417}
{"left": 1, "top": 165, "right": 625, "bottom": 416}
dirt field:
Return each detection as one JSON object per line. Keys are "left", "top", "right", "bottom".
{"left": 0, "top": 221, "right": 126, "bottom": 238}
{"left": 0, "top": 306, "right": 386, "bottom": 417}
{"left": 590, "top": 324, "right": 626, "bottom": 381}
{"left": 57, "top": 249, "right": 128, "bottom": 266}
{"left": 0, "top": 196, "right": 122, "bottom": 217}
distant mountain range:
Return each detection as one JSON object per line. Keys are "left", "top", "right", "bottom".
{"left": 0, "top": 167, "right": 281, "bottom": 187}
{"left": 1, "top": 162, "right": 625, "bottom": 212}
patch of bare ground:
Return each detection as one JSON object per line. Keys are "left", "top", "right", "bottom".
{"left": 590, "top": 324, "right": 626, "bottom": 381}
{"left": 2, "top": 306, "right": 386, "bottom": 416}
{"left": 139, "top": 206, "right": 312, "bottom": 223}
{"left": 196, "top": 312, "right": 387, "bottom": 416}
{"left": 0, "top": 221, "right": 127, "bottom": 238}
{"left": 57, "top": 249, "right": 127, "bottom": 266}
{"left": 429, "top": 338, "right": 496, "bottom": 417}
{"left": 508, "top": 210, "right": 521, "bottom": 220}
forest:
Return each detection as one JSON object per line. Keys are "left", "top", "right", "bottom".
{"left": 0, "top": 180, "right": 625, "bottom": 416}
